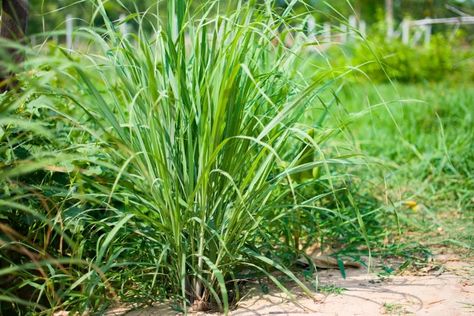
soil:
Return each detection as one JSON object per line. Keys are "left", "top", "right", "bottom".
{"left": 106, "top": 250, "right": 474, "bottom": 316}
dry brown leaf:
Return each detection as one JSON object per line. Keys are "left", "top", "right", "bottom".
{"left": 297, "top": 254, "right": 361, "bottom": 269}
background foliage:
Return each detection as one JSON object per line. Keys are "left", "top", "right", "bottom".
{"left": 28, "top": 0, "right": 474, "bottom": 34}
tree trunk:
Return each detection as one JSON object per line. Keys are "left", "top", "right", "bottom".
{"left": 1, "top": 0, "right": 28, "bottom": 91}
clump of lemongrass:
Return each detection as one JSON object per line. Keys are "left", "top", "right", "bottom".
{"left": 16, "top": 0, "right": 359, "bottom": 313}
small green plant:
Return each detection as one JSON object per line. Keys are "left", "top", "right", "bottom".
{"left": 318, "top": 284, "right": 345, "bottom": 295}
{"left": 382, "top": 302, "right": 410, "bottom": 315}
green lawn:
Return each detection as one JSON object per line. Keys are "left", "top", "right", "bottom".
{"left": 337, "top": 81, "right": 474, "bottom": 252}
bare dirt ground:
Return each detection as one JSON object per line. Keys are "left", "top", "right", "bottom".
{"left": 107, "top": 250, "right": 474, "bottom": 316}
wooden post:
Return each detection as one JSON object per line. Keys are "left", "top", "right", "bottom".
{"left": 1, "top": 0, "right": 28, "bottom": 39}
{"left": 0, "top": 0, "right": 29, "bottom": 91}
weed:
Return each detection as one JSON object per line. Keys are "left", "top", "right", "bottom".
{"left": 382, "top": 302, "right": 410, "bottom": 315}
{"left": 318, "top": 284, "right": 345, "bottom": 295}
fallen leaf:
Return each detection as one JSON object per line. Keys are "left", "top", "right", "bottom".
{"left": 297, "top": 254, "right": 361, "bottom": 269}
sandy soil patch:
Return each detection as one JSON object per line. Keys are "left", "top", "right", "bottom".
{"left": 107, "top": 252, "right": 474, "bottom": 316}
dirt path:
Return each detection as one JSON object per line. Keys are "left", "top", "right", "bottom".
{"left": 230, "top": 259, "right": 473, "bottom": 315}
{"left": 108, "top": 253, "right": 474, "bottom": 316}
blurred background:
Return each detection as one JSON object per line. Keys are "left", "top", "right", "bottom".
{"left": 23, "top": 0, "right": 474, "bottom": 83}
{"left": 28, "top": 0, "right": 474, "bottom": 32}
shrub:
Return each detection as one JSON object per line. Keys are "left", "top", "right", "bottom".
{"left": 324, "top": 27, "right": 473, "bottom": 83}
{"left": 354, "top": 34, "right": 455, "bottom": 82}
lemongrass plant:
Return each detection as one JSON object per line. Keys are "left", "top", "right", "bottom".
{"left": 19, "top": 0, "right": 357, "bottom": 312}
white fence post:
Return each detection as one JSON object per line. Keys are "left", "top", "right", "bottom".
{"left": 66, "top": 14, "right": 73, "bottom": 50}
{"left": 412, "top": 28, "right": 423, "bottom": 44}
{"left": 119, "top": 14, "right": 128, "bottom": 36}
{"left": 402, "top": 19, "right": 410, "bottom": 44}
{"left": 359, "top": 20, "right": 367, "bottom": 38}
{"left": 306, "top": 15, "right": 316, "bottom": 42}
{"left": 307, "top": 15, "right": 316, "bottom": 33}
{"left": 424, "top": 19, "right": 432, "bottom": 47}
{"left": 386, "top": 0, "right": 394, "bottom": 39}
{"left": 323, "top": 22, "right": 331, "bottom": 43}
{"left": 340, "top": 24, "right": 347, "bottom": 43}
{"left": 348, "top": 15, "right": 357, "bottom": 40}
